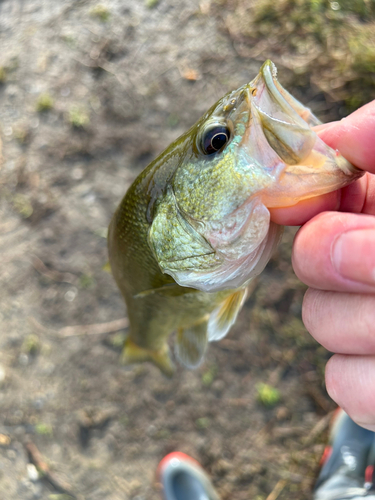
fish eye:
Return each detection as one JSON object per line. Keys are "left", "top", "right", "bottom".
{"left": 201, "top": 124, "right": 231, "bottom": 155}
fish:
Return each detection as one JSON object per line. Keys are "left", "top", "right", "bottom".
{"left": 107, "top": 60, "right": 363, "bottom": 376}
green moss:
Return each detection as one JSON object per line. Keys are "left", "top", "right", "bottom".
{"left": 90, "top": 5, "right": 110, "bottom": 21}
{"left": 13, "top": 126, "right": 31, "bottom": 144}
{"left": 36, "top": 93, "right": 54, "bottom": 112}
{"left": 256, "top": 383, "right": 280, "bottom": 407}
{"left": 13, "top": 194, "right": 33, "bottom": 218}
{"left": 22, "top": 334, "right": 40, "bottom": 355}
{"left": 68, "top": 106, "right": 90, "bottom": 128}
{"left": 111, "top": 332, "right": 126, "bottom": 349}
{"left": 201, "top": 364, "right": 218, "bottom": 386}
{"left": 61, "top": 34, "right": 76, "bottom": 48}
{"left": 35, "top": 422, "right": 53, "bottom": 436}
{"left": 79, "top": 273, "right": 95, "bottom": 289}
{"left": 196, "top": 417, "right": 210, "bottom": 429}
{"left": 146, "top": 0, "right": 160, "bottom": 8}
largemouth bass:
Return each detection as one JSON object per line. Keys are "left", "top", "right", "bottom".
{"left": 108, "top": 60, "right": 362, "bottom": 376}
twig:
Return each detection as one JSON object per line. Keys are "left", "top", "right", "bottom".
{"left": 302, "top": 412, "right": 333, "bottom": 447}
{"left": 24, "top": 440, "right": 76, "bottom": 498}
{"left": 28, "top": 316, "right": 128, "bottom": 337}
{"left": 266, "top": 479, "right": 287, "bottom": 500}
{"left": 57, "top": 317, "right": 128, "bottom": 337}
{"left": 304, "top": 383, "right": 332, "bottom": 413}
{"left": 30, "top": 255, "right": 78, "bottom": 285}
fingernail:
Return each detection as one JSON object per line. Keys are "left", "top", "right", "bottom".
{"left": 331, "top": 229, "right": 375, "bottom": 285}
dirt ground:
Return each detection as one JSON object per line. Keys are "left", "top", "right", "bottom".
{"left": 0, "top": 1, "right": 343, "bottom": 499}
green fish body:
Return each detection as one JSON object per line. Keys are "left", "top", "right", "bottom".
{"left": 108, "top": 60, "right": 362, "bottom": 375}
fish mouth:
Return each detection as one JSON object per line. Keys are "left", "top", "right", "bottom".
{"left": 237, "top": 60, "right": 364, "bottom": 208}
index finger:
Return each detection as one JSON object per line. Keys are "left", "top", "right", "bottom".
{"left": 316, "top": 100, "right": 375, "bottom": 174}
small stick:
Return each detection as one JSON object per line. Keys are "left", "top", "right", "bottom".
{"left": 303, "top": 411, "right": 333, "bottom": 447}
{"left": 57, "top": 317, "right": 128, "bottom": 337}
{"left": 25, "top": 440, "right": 76, "bottom": 498}
{"left": 30, "top": 254, "right": 78, "bottom": 285}
{"left": 304, "top": 384, "right": 332, "bottom": 413}
{"left": 29, "top": 316, "right": 128, "bottom": 338}
{"left": 266, "top": 479, "right": 287, "bottom": 500}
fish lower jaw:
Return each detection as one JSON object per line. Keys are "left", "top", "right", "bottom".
{"left": 260, "top": 161, "right": 364, "bottom": 209}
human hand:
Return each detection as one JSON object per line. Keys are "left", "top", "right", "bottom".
{"left": 270, "top": 101, "right": 375, "bottom": 431}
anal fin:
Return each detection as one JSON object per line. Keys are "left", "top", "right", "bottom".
{"left": 121, "top": 338, "right": 175, "bottom": 377}
{"left": 175, "top": 319, "right": 208, "bottom": 369}
{"left": 207, "top": 288, "right": 248, "bottom": 342}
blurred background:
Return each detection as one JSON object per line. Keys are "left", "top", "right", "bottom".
{"left": 0, "top": 1, "right": 374, "bottom": 499}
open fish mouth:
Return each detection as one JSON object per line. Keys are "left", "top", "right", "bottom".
{"left": 237, "top": 60, "right": 363, "bottom": 209}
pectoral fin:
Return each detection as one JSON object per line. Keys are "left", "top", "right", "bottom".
{"left": 122, "top": 338, "right": 175, "bottom": 377}
{"left": 207, "top": 288, "right": 248, "bottom": 342}
{"left": 175, "top": 320, "right": 209, "bottom": 369}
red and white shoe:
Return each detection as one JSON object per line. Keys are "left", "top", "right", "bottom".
{"left": 314, "top": 409, "right": 375, "bottom": 499}
{"left": 157, "top": 452, "right": 219, "bottom": 500}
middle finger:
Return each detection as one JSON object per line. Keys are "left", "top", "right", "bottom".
{"left": 303, "top": 288, "right": 375, "bottom": 355}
